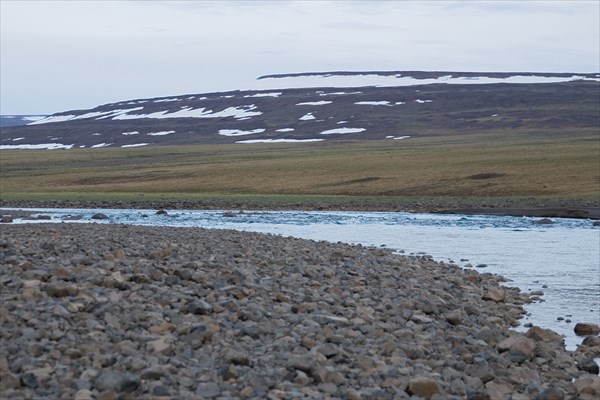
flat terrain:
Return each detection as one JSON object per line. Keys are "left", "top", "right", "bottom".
{"left": 1, "top": 134, "right": 598, "bottom": 218}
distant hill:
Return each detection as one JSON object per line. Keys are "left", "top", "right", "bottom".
{"left": 1, "top": 71, "right": 598, "bottom": 150}
{"left": 0, "top": 115, "right": 46, "bottom": 128}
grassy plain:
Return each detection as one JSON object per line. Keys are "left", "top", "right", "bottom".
{"left": 1, "top": 133, "right": 598, "bottom": 208}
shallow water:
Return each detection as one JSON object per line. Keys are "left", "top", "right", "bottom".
{"left": 4, "top": 208, "right": 599, "bottom": 350}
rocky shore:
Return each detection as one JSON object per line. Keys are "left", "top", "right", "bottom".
{"left": 1, "top": 223, "right": 599, "bottom": 399}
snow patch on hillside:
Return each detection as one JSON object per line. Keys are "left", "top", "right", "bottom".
{"left": 296, "top": 101, "right": 332, "bottom": 106}
{"left": 386, "top": 135, "right": 411, "bottom": 140}
{"left": 319, "top": 91, "right": 363, "bottom": 96}
{"left": 147, "top": 131, "right": 175, "bottom": 136}
{"left": 121, "top": 143, "right": 149, "bottom": 148}
{"left": 218, "top": 128, "right": 266, "bottom": 137}
{"left": 235, "top": 138, "right": 325, "bottom": 144}
{"left": 299, "top": 112, "right": 316, "bottom": 121}
{"left": 0, "top": 143, "right": 75, "bottom": 150}
{"left": 355, "top": 101, "right": 391, "bottom": 106}
{"left": 320, "top": 127, "right": 366, "bottom": 135}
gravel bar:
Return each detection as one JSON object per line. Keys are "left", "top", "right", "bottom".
{"left": 1, "top": 223, "right": 599, "bottom": 399}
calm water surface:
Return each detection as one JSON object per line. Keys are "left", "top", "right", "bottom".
{"left": 5, "top": 208, "right": 599, "bottom": 350}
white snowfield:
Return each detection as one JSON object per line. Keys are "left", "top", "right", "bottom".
{"left": 122, "top": 131, "right": 140, "bottom": 136}
{"left": 275, "top": 128, "right": 295, "bottom": 132}
{"left": 235, "top": 138, "right": 325, "bottom": 144}
{"left": 91, "top": 143, "right": 112, "bottom": 148}
{"left": 28, "top": 105, "right": 263, "bottom": 125}
{"left": 28, "top": 107, "right": 145, "bottom": 125}
{"left": 244, "top": 92, "right": 282, "bottom": 98}
{"left": 218, "top": 128, "right": 266, "bottom": 137}
{"left": 112, "top": 105, "right": 262, "bottom": 120}
{"left": 251, "top": 73, "right": 600, "bottom": 91}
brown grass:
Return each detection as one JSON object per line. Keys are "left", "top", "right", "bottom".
{"left": 1, "top": 136, "right": 598, "bottom": 202}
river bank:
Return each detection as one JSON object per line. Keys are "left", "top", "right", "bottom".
{"left": 1, "top": 197, "right": 598, "bottom": 219}
{"left": 1, "top": 223, "right": 598, "bottom": 399}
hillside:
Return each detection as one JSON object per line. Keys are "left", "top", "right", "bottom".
{"left": 1, "top": 71, "right": 598, "bottom": 149}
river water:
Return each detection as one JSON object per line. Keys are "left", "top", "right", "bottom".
{"left": 4, "top": 208, "right": 599, "bottom": 350}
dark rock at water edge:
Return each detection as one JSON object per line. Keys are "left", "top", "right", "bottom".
{"left": 574, "top": 322, "right": 600, "bottom": 336}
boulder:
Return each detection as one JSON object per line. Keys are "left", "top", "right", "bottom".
{"left": 408, "top": 377, "right": 441, "bottom": 397}
{"left": 497, "top": 334, "right": 536, "bottom": 361}
{"left": 91, "top": 213, "right": 109, "bottom": 220}
{"left": 526, "top": 326, "right": 564, "bottom": 345}
{"left": 573, "top": 375, "right": 600, "bottom": 396}
{"left": 578, "top": 358, "right": 600, "bottom": 375}
{"left": 482, "top": 287, "right": 506, "bottom": 302}
{"left": 94, "top": 371, "right": 140, "bottom": 393}
{"left": 574, "top": 323, "right": 600, "bottom": 336}
{"left": 44, "top": 282, "right": 79, "bottom": 297}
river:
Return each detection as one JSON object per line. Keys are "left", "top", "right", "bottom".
{"left": 3, "top": 207, "right": 599, "bottom": 350}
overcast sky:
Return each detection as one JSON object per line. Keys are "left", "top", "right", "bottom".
{"left": 1, "top": 0, "right": 599, "bottom": 115}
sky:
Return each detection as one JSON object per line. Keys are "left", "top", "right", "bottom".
{"left": 1, "top": 0, "right": 599, "bottom": 115}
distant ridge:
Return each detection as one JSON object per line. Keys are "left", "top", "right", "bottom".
{"left": 1, "top": 71, "right": 599, "bottom": 149}
{"left": 258, "top": 70, "right": 600, "bottom": 80}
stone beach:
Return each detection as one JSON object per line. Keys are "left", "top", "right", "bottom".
{"left": 1, "top": 223, "right": 599, "bottom": 399}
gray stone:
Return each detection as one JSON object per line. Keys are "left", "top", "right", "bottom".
{"left": 94, "top": 371, "right": 140, "bottom": 393}
{"left": 196, "top": 382, "right": 221, "bottom": 398}
{"left": 287, "top": 354, "right": 318, "bottom": 375}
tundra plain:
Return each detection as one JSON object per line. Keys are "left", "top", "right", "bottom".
{"left": 1, "top": 134, "right": 598, "bottom": 217}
